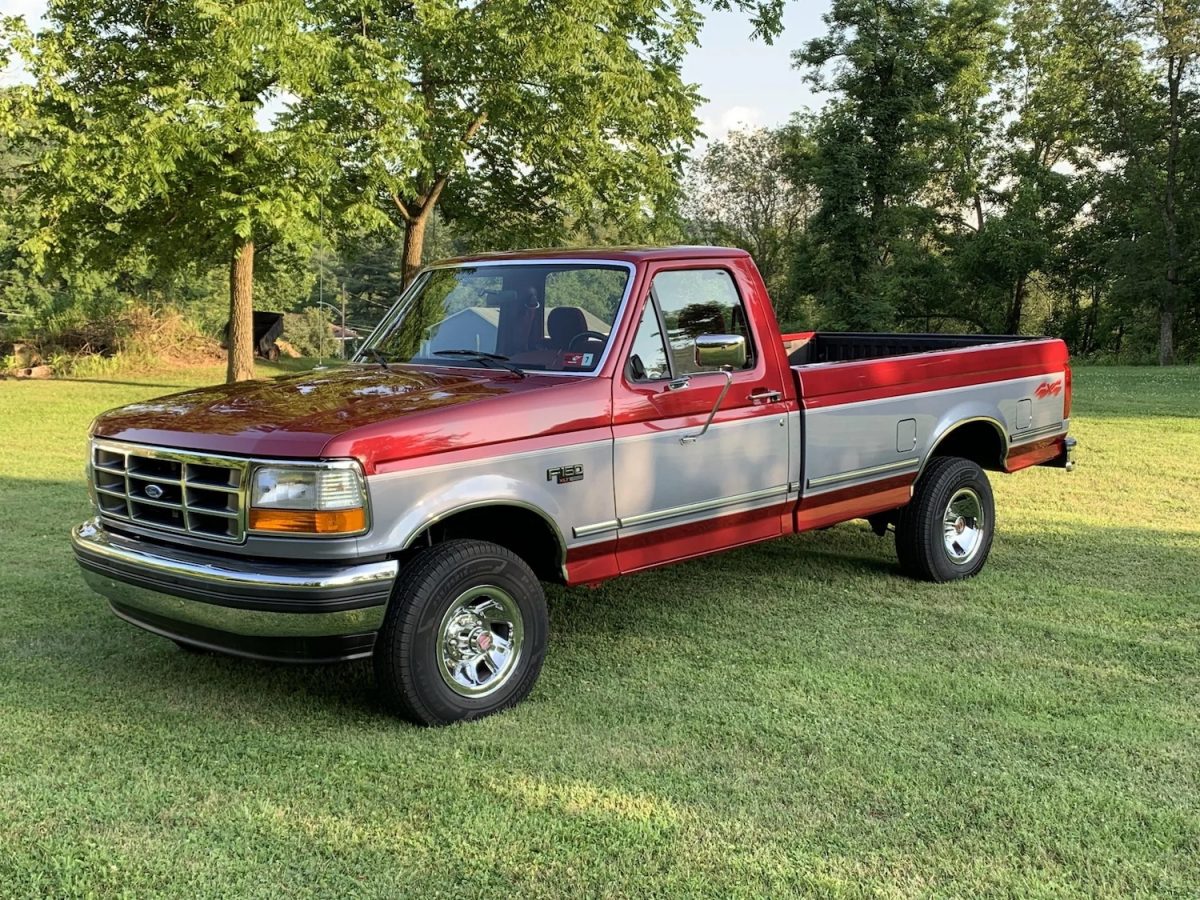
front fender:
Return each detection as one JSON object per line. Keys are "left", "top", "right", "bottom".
{"left": 365, "top": 471, "right": 570, "bottom": 559}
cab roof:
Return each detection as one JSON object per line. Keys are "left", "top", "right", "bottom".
{"left": 433, "top": 246, "right": 751, "bottom": 267}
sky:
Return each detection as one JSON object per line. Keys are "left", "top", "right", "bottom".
{"left": 1, "top": 0, "right": 833, "bottom": 139}
{"left": 683, "top": 2, "right": 832, "bottom": 141}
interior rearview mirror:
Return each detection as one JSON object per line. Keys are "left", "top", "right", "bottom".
{"left": 694, "top": 333, "right": 747, "bottom": 370}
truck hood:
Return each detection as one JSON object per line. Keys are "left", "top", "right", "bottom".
{"left": 90, "top": 365, "right": 599, "bottom": 466}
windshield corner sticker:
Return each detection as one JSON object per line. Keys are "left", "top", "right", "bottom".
{"left": 562, "top": 352, "right": 586, "bottom": 368}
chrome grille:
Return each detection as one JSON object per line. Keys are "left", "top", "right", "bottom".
{"left": 90, "top": 440, "right": 248, "bottom": 543}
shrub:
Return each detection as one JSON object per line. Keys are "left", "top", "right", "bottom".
{"left": 283, "top": 307, "right": 336, "bottom": 358}
{"left": 2, "top": 303, "right": 223, "bottom": 376}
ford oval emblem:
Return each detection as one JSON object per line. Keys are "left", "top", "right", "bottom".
{"left": 144, "top": 484, "right": 164, "bottom": 500}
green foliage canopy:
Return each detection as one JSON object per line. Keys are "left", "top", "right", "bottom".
{"left": 298, "top": 0, "right": 786, "bottom": 282}
{"left": 1, "top": 0, "right": 341, "bottom": 379}
{"left": 768, "top": 0, "right": 1200, "bottom": 361}
{"left": 681, "top": 126, "right": 815, "bottom": 317}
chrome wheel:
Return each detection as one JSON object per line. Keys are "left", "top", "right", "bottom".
{"left": 437, "top": 585, "right": 524, "bottom": 698}
{"left": 942, "top": 488, "right": 986, "bottom": 564}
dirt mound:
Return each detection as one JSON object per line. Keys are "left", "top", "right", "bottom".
{"left": 119, "top": 307, "right": 224, "bottom": 365}
{"left": 274, "top": 339, "right": 303, "bottom": 358}
{"left": 5, "top": 305, "right": 225, "bottom": 377}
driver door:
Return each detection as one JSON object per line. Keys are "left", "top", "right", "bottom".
{"left": 611, "top": 263, "right": 791, "bottom": 572}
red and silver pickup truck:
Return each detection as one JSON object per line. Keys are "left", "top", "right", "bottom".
{"left": 72, "top": 247, "right": 1075, "bottom": 724}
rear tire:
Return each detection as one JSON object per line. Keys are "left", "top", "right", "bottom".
{"left": 896, "top": 456, "right": 995, "bottom": 582}
{"left": 373, "top": 539, "right": 548, "bottom": 726}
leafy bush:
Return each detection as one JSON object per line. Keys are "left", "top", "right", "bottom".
{"left": 283, "top": 307, "right": 336, "bottom": 358}
{"left": 2, "top": 303, "right": 222, "bottom": 376}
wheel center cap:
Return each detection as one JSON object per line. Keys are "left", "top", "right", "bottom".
{"left": 475, "top": 630, "right": 493, "bottom": 652}
{"left": 954, "top": 516, "right": 966, "bottom": 534}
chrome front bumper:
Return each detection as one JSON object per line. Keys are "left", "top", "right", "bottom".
{"left": 71, "top": 519, "right": 397, "bottom": 662}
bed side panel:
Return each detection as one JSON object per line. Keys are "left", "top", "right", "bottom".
{"left": 794, "top": 339, "right": 1069, "bottom": 530}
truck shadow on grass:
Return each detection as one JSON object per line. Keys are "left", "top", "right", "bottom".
{"left": 114, "top": 510, "right": 1194, "bottom": 727}
{"left": 4, "top": 474, "right": 1196, "bottom": 726}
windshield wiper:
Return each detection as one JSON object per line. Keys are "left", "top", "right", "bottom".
{"left": 432, "top": 349, "right": 527, "bottom": 379}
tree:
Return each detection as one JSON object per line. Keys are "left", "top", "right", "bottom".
{"left": 283, "top": 306, "right": 336, "bottom": 358}
{"left": 925, "top": 0, "right": 1107, "bottom": 337}
{"left": 299, "top": 0, "right": 786, "bottom": 286}
{"left": 789, "top": 0, "right": 1005, "bottom": 331}
{"left": 1, "top": 1, "right": 336, "bottom": 381}
{"left": 1063, "top": 0, "right": 1200, "bottom": 363}
{"left": 959, "top": 0, "right": 1132, "bottom": 335}
{"left": 681, "top": 126, "right": 815, "bottom": 312}
{"left": 1122, "top": 0, "right": 1200, "bottom": 364}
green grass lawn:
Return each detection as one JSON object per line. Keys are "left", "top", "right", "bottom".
{"left": 1, "top": 364, "right": 1197, "bottom": 898}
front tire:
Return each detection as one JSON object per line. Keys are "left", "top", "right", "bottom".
{"left": 373, "top": 539, "right": 548, "bottom": 726}
{"left": 896, "top": 456, "right": 995, "bottom": 582}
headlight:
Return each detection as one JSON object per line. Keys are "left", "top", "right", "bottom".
{"left": 248, "top": 464, "right": 367, "bottom": 535}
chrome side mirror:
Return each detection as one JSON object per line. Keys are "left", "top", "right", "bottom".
{"left": 694, "top": 333, "right": 747, "bottom": 370}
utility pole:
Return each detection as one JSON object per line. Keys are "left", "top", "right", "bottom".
{"left": 318, "top": 204, "right": 325, "bottom": 363}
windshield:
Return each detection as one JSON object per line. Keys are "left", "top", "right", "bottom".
{"left": 358, "top": 263, "right": 632, "bottom": 374}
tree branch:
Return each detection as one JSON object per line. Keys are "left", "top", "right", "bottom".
{"left": 389, "top": 192, "right": 413, "bottom": 223}
{"left": 419, "top": 111, "right": 489, "bottom": 215}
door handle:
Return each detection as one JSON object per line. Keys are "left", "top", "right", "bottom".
{"left": 667, "top": 375, "right": 691, "bottom": 392}
{"left": 749, "top": 388, "right": 783, "bottom": 404}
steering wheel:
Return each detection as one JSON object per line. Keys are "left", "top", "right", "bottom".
{"left": 567, "top": 331, "right": 607, "bottom": 352}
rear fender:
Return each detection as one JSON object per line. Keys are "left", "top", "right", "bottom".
{"left": 918, "top": 403, "right": 1010, "bottom": 478}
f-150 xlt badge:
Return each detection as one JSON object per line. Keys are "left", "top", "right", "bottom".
{"left": 547, "top": 464, "right": 584, "bottom": 484}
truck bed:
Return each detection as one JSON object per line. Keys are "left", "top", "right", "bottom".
{"left": 782, "top": 331, "right": 1071, "bottom": 530}
{"left": 783, "top": 331, "right": 1023, "bottom": 366}
{"left": 782, "top": 332, "right": 1065, "bottom": 408}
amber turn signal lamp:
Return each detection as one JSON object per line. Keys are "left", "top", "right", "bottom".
{"left": 249, "top": 507, "right": 366, "bottom": 535}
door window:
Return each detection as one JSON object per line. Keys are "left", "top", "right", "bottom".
{"left": 649, "top": 269, "right": 754, "bottom": 376}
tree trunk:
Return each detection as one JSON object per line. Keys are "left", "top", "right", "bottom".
{"left": 1158, "top": 305, "right": 1175, "bottom": 366}
{"left": 1159, "top": 54, "right": 1183, "bottom": 366}
{"left": 1005, "top": 273, "right": 1027, "bottom": 335}
{"left": 227, "top": 239, "right": 256, "bottom": 383}
{"left": 1083, "top": 285, "right": 1100, "bottom": 355}
{"left": 391, "top": 106, "right": 485, "bottom": 287}
{"left": 401, "top": 213, "right": 428, "bottom": 288}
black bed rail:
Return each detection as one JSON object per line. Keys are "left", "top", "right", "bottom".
{"left": 788, "top": 332, "right": 1029, "bottom": 366}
